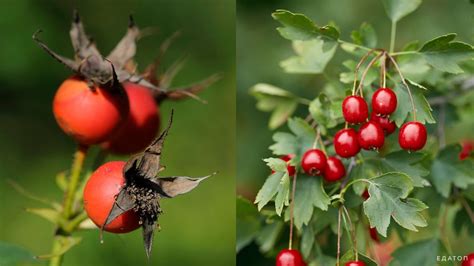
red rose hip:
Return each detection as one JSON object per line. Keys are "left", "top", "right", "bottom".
{"left": 102, "top": 83, "right": 160, "bottom": 154}
{"left": 301, "top": 149, "right": 327, "bottom": 176}
{"left": 282, "top": 154, "right": 296, "bottom": 176}
{"left": 342, "top": 96, "right": 369, "bottom": 124}
{"left": 372, "top": 88, "right": 397, "bottom": 116}
{"left": 53, "top": 77, "right": 129, "bottom": 145}
{"left": 83, "top": 161, "right": 141, "bottom": 233}
{"left": 370, "top": 113, "right": 396, "bottom": 135}
{"left": 398, "top": 122, "right": 427, "bottom": 151}
{"left": 358, "top": 121, "right": 385, "bottom": 150}
{"left": 334, "top": 128, "right": 360, "bottom": 158}
{"left": 462, "top": 253, "right": 474, "bottom": 266}
{"left": 323, "top": 156, "right": 345, "bottom": 182}
{"left": 276, "top": 249, "right": 306, "bottom": 266}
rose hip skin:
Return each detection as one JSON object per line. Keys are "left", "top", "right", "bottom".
{"left": 358, "top": 121, "right": 385, "bottom": 150}
{"left": 301, "top": 149, "right": 327, "bottom": 176}
{"left": 83, "top": 161, "right": 141, "bottom": 233}
{"left": 334, "top": 128, "right": 360, "bottom": 158}
{"left": 281, "top": 154, "right": 296, "bottom": 176}
{"left": 276, "top": 249, "right": 306, "bottom": 266}
{"left": 459, "top": 141, "right": 473, "bottom": 160}
{"left": 345, "top": 261, "right": 366, "bottom": 266}
{"left": 342, "top": 96, "right": 369, "bottom": 124}
{"left": 372, "top": 88, "right": 397, "bottom": 116}
{"left": 53, "top": 77, "right": 129, "bottom": 145}
{"left": 370, "top": 113, "right": 396, "bottom": 135}
{"left": 102, "top": 83, "right": 160, "bottom": 154}
{"left": 323, "top": 156, "right": 345, "bottom": 182}
{"left": 462, "top": 253, "right": 474, "bottom": 266}
{"left": 398, "top": 122, "right": 427, "bottom": 151}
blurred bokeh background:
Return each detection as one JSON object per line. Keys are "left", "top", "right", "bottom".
{"left": 237, "top": 0, "right": 474, "bottom": 199}
{"left": 0, "top": 0, "right": 235, "bottom": 265}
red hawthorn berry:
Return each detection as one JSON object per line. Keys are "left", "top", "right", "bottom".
{"left": 345, "top": 261, "right": 366, "bottom": 266}
{"left": 358, "top": 121, "right": 385, "bottom": 150}
{"left": 83, "top": 161, "right": 141, "bottom": 233}
{"left": 372, "top": 88, "right": 397, "bottom": 116}
{"left": 276, "top": 249, "right": 306, "bottom": 266}
{"left": 369, "top": 227, "right": 380, "bottom": 242}
{"left": 323, "top": 156, "right": 345, "bottom": 182}
{"left": 459, "top": 141, "right": 474, "bottom": 160}
{"left": 462, "top": 253, "right": 474, "bottom": 266}
{"left": 398, "top": 122, "right": 427, "bottom": 151}
{"left": 279, "top": 154, "right": 296, "bottom": 176}
{"left": 334, "top": 128, "right": 361, "bottom": 158}
{"left": 342, "top": 96, "right": 369, "bottom": 124}
{"left": 301, "top": 149, "right": 327, "bottom": 176}
{"left": 370, "top": 113, "right": 396, "bottom": 135}
{"left": 362, "top": 189, "right": 370, "bottom": 200}
{"left": 53, "top": 76, "right": 129, "bottom": 145}
{"left": 102, "top": 82, "right": 160, "bottom": 154}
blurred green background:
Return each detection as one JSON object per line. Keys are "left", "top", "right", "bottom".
{"left": 0, "top": 0, "right": 235, "bottom": 265}
{"left": 236, "top": 0, "right": 474, "bottom": 198}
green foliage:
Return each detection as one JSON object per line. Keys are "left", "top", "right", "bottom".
{"left": 340, "top": 249, "right": 377, "bottom": 266}
{"left": 351, "top": 23, "right": 377, "bottom": 48}
{"left": 293, "top": 176, "right": 330, "bottom": 229}
{"left": 280, "top": 39, "right": 337, "bottom": 74}
{"left": 430, "top": 145, "right": 474, "bottom": 198}
{"left": 390, "top": 80, "right": 435, "bottom": 126}
{"left": 389, "top": 238, "right": 440, "bottom": 266}
{"left": 236, "top": 197, "right": 261, "bottom": 252}
{"left": 381, "top": 0, "right": 422, "bottom": 23}
{"left": 309, "top": 94, "right": 342, "bottom": 134}
{"left": 269, "top": 118, "right": 314, "bottom": 157}
{"left": 419, "top": 34, "right": 474, "bottom": 74}
{"left": 363, "top": 173, "right": 428, "bottom": 236}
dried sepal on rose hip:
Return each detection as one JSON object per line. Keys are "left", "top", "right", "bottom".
{"left": 98, "top": 110, "right": 214, "bottom": 258}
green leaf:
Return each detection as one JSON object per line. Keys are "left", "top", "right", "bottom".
{"left": 270, "top": 132, "right": 298, "bottom": 156}
{"left": 453, "top": 199, "right": 474, "bottom": 236}
{"left": 55, "top": 171, "right": 68, "bottom": 191}
{"left": 0, "top": 241, "right": 37, "bottom": 265}
{"left": 264, "top": 158, "right": 287, "bottom": 172}
{"left": 381, "top": 0, "right": 422, "bottom": 23}
{"left": 430, "top": 145, "right": 474, "bottom": 198}
{"left": 281, "top": 39, "right": 337, "bottom": 74}
{"left": 363, "top": 172, "right": 428, "bottom": 236}
{"left": 339, "top": 60, "right": 378, "bottom": 86}
{"left": 255, "top": 172, "right": 285, "bottom": 210}
{"left": 351, "top": 22, "right": 377, "bottom": 48}
{"left": 398, "top": 53, "right": 431, "bottom": 83}
{"left": 236, "top": 197, "right": 261, "bottom": 252}
{"left": 272, "top": 9, "right": 339, "bottom": 41}
{"left": 36, "top": 236, "right": 81, "bottom": 259}
{"left": 390, "top": 80, "right": 435, "bottom": 127}
{"left": 25, "top": 208, "right": 61, "bottom": 224}
{"left": 250, "top": 83, "right": 300, "bottom": 129}
{"left": 380, "top": 151, "right": 430, "bottom": 187}
{"left": 294, "top": 176, "right": 330, "bottom": 229}
{"left": 300, "top": 225, "right": 315, "bottom": 258}
{"left": 389, "top": 238, "right": 440, "bottom": 266}
{"left": 287, "top": 118, "right": 315, "bottom": 157}
{"left": 309, "top": 94, "right": 341, "bottom": 134}
{"left": 274, "top": 173, "right": 290, "bottom": 216}
{"left": 419, "top": 33, "right": 474, "bottom": 74}
{"left": 340, "top": 249, "right": 377, "bottom": 266}
{"left": 255, "top": 221, "right": 284, "bottom": 253}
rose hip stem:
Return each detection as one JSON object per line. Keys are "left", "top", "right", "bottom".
{"left": 342, "top": 205, "right": 359, "bottom": 261}
{"left": 356, "top": 51, "right": 386, "bottom": 98}
{"left": 386, "top": 53, "right": 417, "bottom": 121}
{"left": 380, "top": 53, "right": 387, "bottom": 88}
{"left": 289, "top": 171, "right": 298, "bottom": 250}
{"left": 352, "top": 49, "right": 377, "bottom": 96}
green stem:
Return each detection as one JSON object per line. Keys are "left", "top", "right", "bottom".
{"left": 390, "top": 51, "right": 418, "bottom": 56}
{"left": 63, "top": 145, "right": 88, "bottom": 218}
{"left": 49, "top": 235, "right": 64, "bottom": 266}
{"left": 389, "top": 21, "right": 397, "bottom": 53}
{"left": 64, "top": 211, "right": 88, "bottom": 232}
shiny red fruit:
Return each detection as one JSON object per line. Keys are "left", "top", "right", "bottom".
{"left": 53, "top": 77, "right": 129, "bottom": 145}
{"left": 323, "top": 157, "right": 345, "bottom": 182}
{"left": 362, "top": 189, "right": 370, "bottom": 200}
{"left": 398, "top": 122, "right": 427, "bottom": 151}
{"left": 358, "top": 121, "right": 385, "bottom": 150}
{"left": 462, "top": 253, "right": 474, "bottom": 266}
{"left": 372, "top": 88, "right": 397, "bottom": 116}
{"left": 345, "top": 261, "right": 366, "bottom": 266}
{"left": 369, "top": 227, "right": 380, "bottom": 242}
{"left": 301, "top": 149, "right": 327, "bottom": 176}
{"left": 282, "top": 154, "right": 296, "bottom": 176}
{"left": 334, "top": 128, "right": 360, "bottom": 158}
{"left": 276, "top": 249, "right": 306, "bottom": 266}
{"left": 342, "top": 96, "right": 369, "bottom": 124}
{"left": 459, "top": 141, "right": 473, "bottom": 160}
{"left": 102, "top": 83, "right": 160, "bottom": 154}
{"left": 370, "top": 113, "right": 396, "bottom": 135}
{"left": 83, "top": 161, "right": 141, "bottom": 233}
